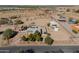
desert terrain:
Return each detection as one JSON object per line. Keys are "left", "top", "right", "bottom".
{"left": 0, "top": 6, "right": 79, "bottom": 47}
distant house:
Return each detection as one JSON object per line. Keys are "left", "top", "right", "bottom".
{"left": 56, "top": 7, "right": 79, "bottom": 12}
{"left": 59, "top": 16, "right": 67, "bottom": 22}
{"left": 69, "top": 18, "right": 76, "bottom": 24}
{"left": 50, "top": 20, "right": 59, "bottom": 31}
{"left": 71, "top": 24, "right": 79, "bottom": 32}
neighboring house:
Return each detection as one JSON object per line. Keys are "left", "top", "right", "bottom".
{"left": 59, "top": 15, "right": 67, "bottom": 22}
{"left": 50, "top": 20, "right": 59, "bottom": 31}
{"left": 71, "top": 24, "right": 79, "bottom": 32}
{"left": 69, "top": 19, "right": 76, "bottom": 24}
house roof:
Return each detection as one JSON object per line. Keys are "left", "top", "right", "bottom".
{"left": 26, "top": 25, "right": 41, "bottom": 34}
{"left": 50, "top": 21, "right": 58, "bottom": 25}
{"left": 71, "top": 24, "right": 79, "bottom": 30}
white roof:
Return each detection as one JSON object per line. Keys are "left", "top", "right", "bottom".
{"left": 26, "top": 26, "right": 40, "bottom": 34}
{"left": 50, "top": 21, "right": 58, "bottom": 25}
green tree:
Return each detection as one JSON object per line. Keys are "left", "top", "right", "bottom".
{"left": 45, "top": 36, "right": 54, "bottom": 45}
{"left": 2, "top": 29, "right": 17, "bottom": 44}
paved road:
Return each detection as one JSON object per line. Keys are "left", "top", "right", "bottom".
{"left": 59, "top": 22, "right": 76, "bottom": 37}
{"left": 0, "top": 46, "right": 79, "bottom": 53}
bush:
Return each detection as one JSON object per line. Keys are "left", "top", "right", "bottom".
{"left": 14, "top": 20, "right": 24, "bottom": 25}
{"left": 47, "top": 23, "right": 50, "bottom": 27}
{"left": 66, "top": 9, "right": 70, "bottom": 12}
{"left": 35, "top": 35, "right": 43, "bottom": 41}
{"left": 45, "top": 36, "right": 54, "bottom": 45}
{"left": 34, "top": 30, "right": 41, "bottom": 36}
{"left": 34, "top": 31, "right": 43, "bottom": 41}
{"left": 28, "top": 34, "right": 36, "bottom": 41}
{"left": 21, "top": 36, "right": 28, "bottom": 41}
{"left": 0, "top": 31, "right": 3, "bottom": 34}
{"left": 21, "top": 26, "right": 28, "bottom": 30}
{"left": 21, "top": 31, "right": 43, "bottom": 41}
{"left": 0, "top": 18, "right": 9, "bottom": 25}
{"left": 8, "top": 20, "right": 13, "bottom": 25}
{"left": 75, "top": 10, "right": 79, "bottom": 13}
{"left": 10, "top": 16, "right": 18, "bottom": 19}
{"left": 75, "top": 20, "right": 79, "bottom": 24}
{"left": 72, "top": 30, "right": 78, "bottom": 34}
{"left": 0, "top": 18, "right": 13, "bottom": 25}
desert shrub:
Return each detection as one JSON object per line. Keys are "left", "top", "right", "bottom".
{"left": 14, "top": 20, "right": 24, "bottom": 25}
{"left": 47, "top": 23, "right": 50, "bottom": 27}
{"left": 10, "top": 16, "right": 18, "bottom": 19}
{"left": 21, "top": 26, "right": 28, "bottom": 30}
{"left": 45, "top": 36, "right": 54, "bottom": 45}
{"left": 0, "top": 18, "right": 9, "bottom": 25}
{"left": 21, "top": 31, "right": 43, "bottom": 41}
{"left": 0, "top": 31, "right": 3, "bottom": 34}
{"left": 0, "top": 18, "right": 13, "bottom": 25}
{"left": 21, "top": 36, "right": 28, "bottom": 41}
{"left": 72, "top": 30, "right": 78, "bottom": 34}
{"left": 66, "top": 9, "right": 70, "bottom": 12}
{"left": 75, "top": 10, "right": 79, "bottom": 13}
{"left": 75, "top": 20, "right": 79, "bottom": 24}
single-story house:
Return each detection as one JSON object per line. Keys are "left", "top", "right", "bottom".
{"left": 20, "top": 25, "right": 47, "bottom": 35}
{"left": 26, "top": 25, "right": 41, "bottom": 34}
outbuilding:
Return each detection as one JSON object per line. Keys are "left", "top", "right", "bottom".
{"left": 50, "top": 20, "right": 59, "bottom": 31}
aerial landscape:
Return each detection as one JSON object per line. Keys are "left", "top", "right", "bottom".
{"left": 0, "top": 5, "right": 79, "bottom": 48}
{"left": 0, "top": 5, "right": 79, "bottom": 52}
